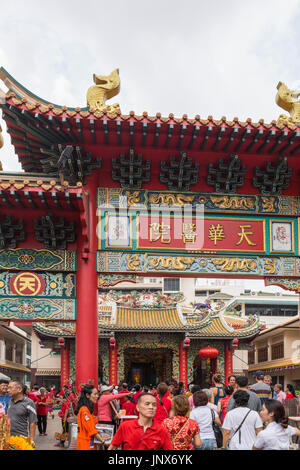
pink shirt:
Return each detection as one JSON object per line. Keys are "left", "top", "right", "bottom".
{"left": 276, "top": 391, "right": 286, "bottom": 403}
{"left": 97, "top": 392, "right": 128, "bottom": 422}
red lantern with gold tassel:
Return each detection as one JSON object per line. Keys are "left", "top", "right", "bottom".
{"left": 199, "top": 347, "right": 219, "bottom": 384}
{"left": 198, "top": 346, "right": 219, "bottom": 359}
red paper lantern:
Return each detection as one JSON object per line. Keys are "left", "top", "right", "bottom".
{"left": 183, "top": 338, "right": 190, "bottom": 348}
{"left": 109, "top": 337, "right": 116, "bottom": 348}
{"left": 199, "top": 346, "right": 218, "bottom": 359}
{"left": 232, "top": 338, "right": 239, "bottom": 349}
{"left": 58, "top": 337, "right": 65, "bottom": 347}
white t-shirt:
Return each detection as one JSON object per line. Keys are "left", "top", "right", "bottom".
{"left": 207, "top": 402, "right": 218, "bottom": 414}
{"left": 223, "top": 407, "right": 263, "bottom": 450}
{"left": 253, "top": 421, "right": 296, "bottom": 450}
{"left": 190, "top": 406, "right": 219, "bottom": 440}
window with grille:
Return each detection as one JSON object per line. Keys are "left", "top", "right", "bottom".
{"left": 248, "top": 350, "right": 255, "bottom": 365}
{"left": 257, "top": 347, "right": 268, "bottom": 362}
{"left": 271, "top": 342, "right": 284, "bottom": 360}
{"left": 15, "top": 344, "right": 23, "bottom": 364}
{"left": 163, "top": 278, "right": 180, "bottom": 292}
{"left": 5, "top": 342, "right": 13, "bottom": 361}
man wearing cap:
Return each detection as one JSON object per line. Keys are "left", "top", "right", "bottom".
{"left": 97, "top": 385, "right": 131, "bottom": 427}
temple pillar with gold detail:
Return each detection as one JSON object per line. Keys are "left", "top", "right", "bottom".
{"left": 109, "top": 337, "right": 118, "bottom": 385}
{"left": 179, "top": 340, "right": 188, "bottom": 388}
{"left": 59, "top": 338, "right": 70, "bottom": 389}
{"left": 224, "top": 341, "right": 233, "bottom": 385}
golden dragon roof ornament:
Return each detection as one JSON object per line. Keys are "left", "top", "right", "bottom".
{"left": 276, "top": 81, "right": 300, "bottom": 126}
{"left": 87, "top": 68, "right": 121, "bottom": 113}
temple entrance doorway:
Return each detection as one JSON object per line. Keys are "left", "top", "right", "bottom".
{"left": 193, "top": 356, "right": 217, "bottom": 388}
{"left": 124, "top": 348, "right": 173, "bottom": 387}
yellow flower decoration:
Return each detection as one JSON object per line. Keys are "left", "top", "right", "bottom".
{"left": 9, "top": 435, "right": 34, "bottom": 450}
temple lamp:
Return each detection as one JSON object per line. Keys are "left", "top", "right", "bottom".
{"left": 199, "top": 346, "right": 219, "bottom": 381}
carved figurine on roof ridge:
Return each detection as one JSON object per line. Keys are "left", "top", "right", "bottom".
{"left": 276, "top": 81, "right": 300, "bottom": 125}
{"left": 87, "top": 69, "right": 121, "bottom": 113}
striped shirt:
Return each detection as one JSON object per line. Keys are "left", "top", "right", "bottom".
{"left": 250, "top": 382, "right": 272, "bottom": 404}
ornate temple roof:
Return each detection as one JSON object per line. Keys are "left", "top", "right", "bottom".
{"left": 34, "top": 304, "right": 263, "bottom": 340}
{"left": 114, "top": 307, "right": 184, "bottom": 330}
{"left": 1, "top": 67, "right": 300, "bottom": 182}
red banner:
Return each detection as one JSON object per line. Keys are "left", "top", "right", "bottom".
{"left": 137, "top": 215, "right": 265, "bottom": 252}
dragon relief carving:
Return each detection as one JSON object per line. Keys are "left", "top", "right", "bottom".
{"left": 148, "top": 256, "right": 195, "bottom": 270}
{"left": 148, "top": 193, "right": 195, "bottom": 207}
{"left": 126, "top": 254, "right": 141, "bottom": 271}
{"left": 210, "top": 196, "right": 255, "bottom": 211}
{"left": 261, "top": 197, "right": 276, "bottom": 213}
{"left": 125, "top": 191, "right": 142, "bottom": 206}
{"left": 276, "top": 81, "right": 300, "bottom": 125}
{"left": 211, "top": 258, "right": 257, "bottom": 272}
{"left": 87, "top": 69, "right": 121, "bottom": 113}
{"left": 263, "top": 258, "right": 278, "bottom": 275}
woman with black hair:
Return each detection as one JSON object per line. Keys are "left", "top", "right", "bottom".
{"left": 285, "top": 384, "right": 296, "bottom": 398}
{"left": 253, "top": 399, "right": 300, "bottom": 450}
{"left": 284, "top": 384, "right": 298, "bottom": 417}
{"left": 153, "top": 383, "right": 172, "bottom": 424}
{"left": 217, "top": 385, "right": 234, "bottom": 424}
{"left": 75, "top": 384, "right": 103, "bottom": 450}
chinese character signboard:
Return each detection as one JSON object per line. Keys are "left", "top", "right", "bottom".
{"left": 100, "top": 212, "right": 298, "bottom": 256}
{"left": 137, "top": 215, "right": 266, "bottom": 252}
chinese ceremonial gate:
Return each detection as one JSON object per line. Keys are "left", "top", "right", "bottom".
{"left": 0, "top": 67, "right": 300, "bottom": 388}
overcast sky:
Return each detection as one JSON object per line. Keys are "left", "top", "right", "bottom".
{"left": 0, "top": 0, "right": 299, "bottom": 293}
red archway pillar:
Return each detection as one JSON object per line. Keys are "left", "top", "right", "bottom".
{"left": 109, "top": 339, "right": 118, "bottom": 386}
{"left": 75, "top": 175, "right": 98, "bottom": 391}
{"left": 60, "top": 340, "right": 70, "bottom": 389}
{"left": 224, "top": 341, "right": 233, "bottom": 385}
{"left": 179, "top": 341, "right": 188, "bottom": 388}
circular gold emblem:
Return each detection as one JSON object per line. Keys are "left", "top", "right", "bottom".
{"left": 12, "top": 272, "right": 43, "bottom": 296}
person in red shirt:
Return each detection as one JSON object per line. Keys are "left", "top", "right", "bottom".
{"left": 36, "top": 387, "right": 49, "bottom": 436}
{"left": 121, "top": 394, "right": 137, "bottom": 416}
{"left": 28, "top": 384, "right": 40, "bottom": 405}
{"left": 119, "top": 383, "right": 130, "bottom": 407}
{"left": 133, "top": 384, "right": 142, "bottom": 404}
{"left": 217, "top": 385, "right": 234, "bottom": 424}
{"left": 154, "top": 382, "right": 172, "bottom": 424}
{"left": 109, "top": 392, "right": 173, "bottom": 450}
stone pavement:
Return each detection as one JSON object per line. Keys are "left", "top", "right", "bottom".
{"left": 34, "top": 411, "right": 67, "bottom": 451}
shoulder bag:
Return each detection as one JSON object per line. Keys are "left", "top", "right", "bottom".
{"left": 210, "top": 409, "right": 223, "bottom": 448}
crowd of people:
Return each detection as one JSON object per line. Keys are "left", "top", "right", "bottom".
{"left": 0, "top": 372, "right": 299, "bottom": 451}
